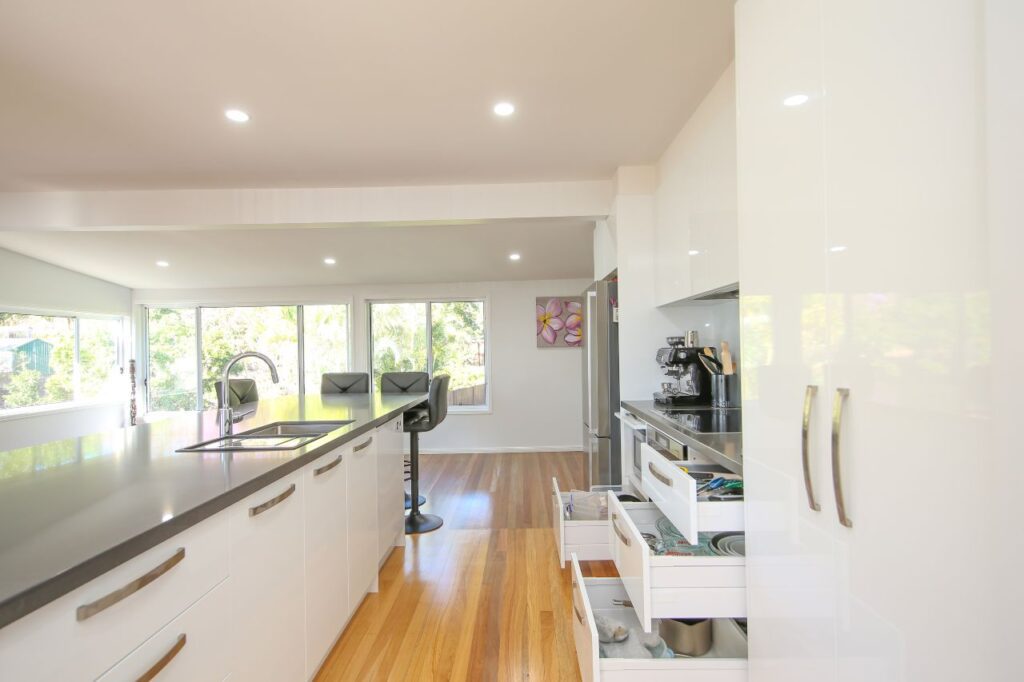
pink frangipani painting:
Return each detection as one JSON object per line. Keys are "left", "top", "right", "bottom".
{"left": 536, "top": 296, "right": 583, "bottom": 348}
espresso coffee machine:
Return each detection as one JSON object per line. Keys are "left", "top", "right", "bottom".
{"left": 653, "top": 334, "right": 712, "bottom": 407}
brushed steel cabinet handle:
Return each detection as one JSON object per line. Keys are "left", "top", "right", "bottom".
{"left": 354, "top": 436, "right": 373, "bottom": 452}
{"left": 313, "top": 454, "right": 342, "bottom": 477}
{"left": 802, "top": 385, "right": 821, "bottom": 511}
{"left": 76, "top": 548, "right": 185, "bottom": 621}
{"left": 647, "top": 462, "right": 673, "bottom": 487}
{"left": 611, "top": 513, "right": 632, "bottom": 547}
{"left": 136, "top": 633, "right": 186, "bottom": 682}
{"left": 571, "top": 580, "right": 585, "bottom": 624}
{"left": 573, "top": 604, "right": 585, "bottom": 624}
{"left": 249, "top": 483, "right": 296, "bottom": 517}
{"left": 831, "top": 388, "right": 853, "bottom": 528}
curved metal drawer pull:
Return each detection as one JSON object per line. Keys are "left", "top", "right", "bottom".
{"left": 573, "top": 603, "right": 585, "bottom": 624}
{"left": 76, "top": 548, "right": 185, "bottom": 621}
{"left": 249, "top": 483, "right": 296, "bottom": 517}
{"left": 313, "top": 454, "right": 343, "bottom": 477}
{"left": 831, "top": 388, "right": 853, "bottom": 528}
{"left": 354, "top": 437, "right": 373, "bottom": 452}
{"left": 802, "top": 385, "right": 821, "bottom": 511}
{"left": 571, "top": 580, "right": 585, "bottom": 624}
{"left": 647, "top": 462, "right": 673, "bottom": 487}
{"left": 611, "top": 513, "right": 631, "bottom": 547}
{"left": 136, "top": 633, "right": 186, "bottom": 682}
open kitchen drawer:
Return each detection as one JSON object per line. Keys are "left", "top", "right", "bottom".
{"left": 607, "top": 493, "right": 746, "bottom": 632}
{"left": 570, "top": 554, "right": 747, "bottom": 682}
{"left": 640, "top": 443, "right": 744, "bottom": 543}
{"left": 552, "top": 477, "right": 611, "bottom": 566}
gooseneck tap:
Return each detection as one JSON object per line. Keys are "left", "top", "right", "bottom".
{"left": 218, "top": 351, "right": 279, "bottom": 435}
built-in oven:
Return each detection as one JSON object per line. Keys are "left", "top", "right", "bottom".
{"left": 618, "top": 411, "right": 648, "bottom": 493}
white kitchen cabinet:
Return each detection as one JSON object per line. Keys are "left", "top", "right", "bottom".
{"left": 303, "top": 446, "right": 350, "bottom": 677}
{"left": 346, "top": 432, "right": 379, "bottom": 610}
{"left": 736, "top": 1, "right": 998, "bottom": 680}
{"left": 551, "top": 477, "right": 611, "bottom": 567}
{"left": 570, "top": 554, "right": 747, "bottom": 682}
{"left": 376, "top": 416, "right": 405, "bottom": 565}
{"left": 97, "top": 579, "right": 231, "bottom": 681}
{"left": 0, "top": 511, "right": 229, "bottom": 682}
{"left": 227, "top": 471, "right": 305, "bottom": 682}
{"left": 607, "top": 494, "right": 746, "bottom": 633}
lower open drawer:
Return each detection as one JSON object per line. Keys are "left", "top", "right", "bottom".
{"left": 552, "top": 477, "right": 611, "bottom": 566}
{"left": 570, "top": 554, "right": 747, "bottom": 682}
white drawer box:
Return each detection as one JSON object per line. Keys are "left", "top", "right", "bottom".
{"left": 640, "top": 443, "right": 743, "bottom": 543}
{"left": 97, "top": 579, "right": 231, "bottom": 681}
{"left": 569, "top": 554, "right": 747, "bottom": 682}
{"left": 608, "top": 494, "right": 746, "bottom": 632}
{"left": 552, "top": 477, "right": 611, "bottom": 567}
{"left": 0, "top": 511, "right": 229, "bottom": 681}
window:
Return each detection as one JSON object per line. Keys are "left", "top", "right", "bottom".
{"left": 145, "top": 303, "right": 350, "bottom": 411}
{"left": 0, "top": 311, "right": 125, "bottom": 412}
{"left": 302, "top": 304, "right": 350, "bottom": 394}
{"left": 369, "top": 299, "right": 487, "bottom": 409}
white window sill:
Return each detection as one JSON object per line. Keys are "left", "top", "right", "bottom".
{"left": 0, "top": 400, "right": 126, "bottom": 423}
{"left": 448, "top": 405, "right": 492, "bottom": 416}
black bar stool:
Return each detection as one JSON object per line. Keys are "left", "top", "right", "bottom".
{"left": 320, "top": 372, "right": 370, "bottom": 394}
{"left": 214, "top": 378, "right": 259, "bottom": 407}
{"left": 404, "top": 374, "right": 449, "bottom": 535}
{"left": 380, "top": 372, "right": 429, "bottom": 509}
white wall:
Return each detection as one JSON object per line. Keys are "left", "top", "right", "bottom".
{"left": 0, "top": 248, "right": 131, "bottom": 449}
{"left": 133, "top": 277, "right": 590, "bottom": 453}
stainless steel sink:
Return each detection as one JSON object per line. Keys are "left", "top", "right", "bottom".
{"left": 240, "top": 420, "right": 353, "bottom": 437}
{"left": 177, "top": 420, "right": 353, "bottom": 452}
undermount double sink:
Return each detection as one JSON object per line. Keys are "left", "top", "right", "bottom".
{"left": 178, "top": 421, "right": 354, "bottom": 452}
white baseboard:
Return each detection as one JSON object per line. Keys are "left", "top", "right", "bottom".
{"left": 414, "top": 445, "right": 584, "bottom": 455}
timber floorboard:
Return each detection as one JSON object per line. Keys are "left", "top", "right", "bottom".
{"left": 315, "top": 451, "right": 618, "bottom": 682}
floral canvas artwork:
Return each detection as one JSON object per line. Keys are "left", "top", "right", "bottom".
{"left": 536, "top": 296, "right": 583, "bottom": 348}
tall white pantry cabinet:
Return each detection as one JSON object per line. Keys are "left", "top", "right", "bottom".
{"left": 735, "top": 1, "right": 1014, "bottom": 681}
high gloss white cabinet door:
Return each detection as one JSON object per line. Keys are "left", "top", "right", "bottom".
{"left": 736, "top": 1, "right": 837, "bottom": 680}
{"left": 303, "top": 447, "right": 350, "bottom": 678}
{"left": 228, "top": 472, "right": 305, "bottom": 682}
{"left": 346, "top": 432, "right": 379, "bottom": 610}
{"left": 376, "top": 417, "right": 405, "bottom": 563}
{"left": 820, "top": 2, "right": 992, "bottom": 681}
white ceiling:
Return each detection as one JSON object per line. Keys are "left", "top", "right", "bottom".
{"left": 0, "top": 0, "right": 734, "bottom": 191}
{"left": 0, "top": 219, "right": 595, "bottom": 289}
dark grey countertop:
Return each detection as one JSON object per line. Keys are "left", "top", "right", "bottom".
{"left": 620, "top": 399, "right": 743, "bottom": 474}
{"left": 0, "top": 392, "right": 426, "bottom": 629}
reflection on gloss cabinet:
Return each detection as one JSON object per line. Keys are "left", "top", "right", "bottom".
{"left": 736, "top": 1, "right": 1007, "bottom": 681}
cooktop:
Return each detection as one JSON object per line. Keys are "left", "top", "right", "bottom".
{"left": 658, "top": 408, "right": 742, "bottom": 434}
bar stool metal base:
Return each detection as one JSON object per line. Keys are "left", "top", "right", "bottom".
{"left": 404, "top": 492, "right": 427, "bottom": 510}
{"left": 405, "top": 511, "right": 443, "bottom": 534}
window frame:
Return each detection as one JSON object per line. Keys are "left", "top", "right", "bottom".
{"left": 367, "top": 296, "right": 491, "bottom": 414}
{"left": 0, "top": 305, "right": 128, "bottom": 420}
{"left": 143, "top": 302, "right": 353, "bottom": 412}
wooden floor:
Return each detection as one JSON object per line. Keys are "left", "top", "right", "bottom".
{"left": 315, "top": 451, "right": 617, "bottom": 682}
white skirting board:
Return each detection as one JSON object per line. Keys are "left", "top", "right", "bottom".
{"left": 416, "top": 445, "right": 584, "bottom": 454}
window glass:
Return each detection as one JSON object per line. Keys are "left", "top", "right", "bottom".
{"left": 200, "top": 306, "right": 299, "bottom": 407}
{"left": 79, "top": 318, "right": 123, "bottom": 401}
{"left": 147, "top": 308, "right": 198, "bottom": 411}
{"left": 303, "top": 304, "right": 349, "bottom": 394}
{"left": 0, "top": 313, "right": 75, "bottom": 409}
{"left": 370, "top": 302, "right": 428, "bottom": 390}
{"left": 431, "top": 301, "right": 486, "bottom": 407}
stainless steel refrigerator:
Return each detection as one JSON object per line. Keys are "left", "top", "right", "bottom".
{"left": 581, "top": 280, "right": 620, "bottom": 490}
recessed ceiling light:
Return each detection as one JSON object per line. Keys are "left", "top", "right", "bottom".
{"left": 688, "top": 250, "right": 700, "bottom": 256}
{"left": 829, "top": 245, "right": 848, "bottom": 253}
{"left": 323, "top": 257, "right": 337, "bottom": 265}
{"left": 783, "top": 94, "right": 809, "bottom": 107}
{"left": 155, "top": 260, "right": 170, "bottom": 267}
{"left": 493, "top": 102, "right": 515, "bottom": 117}
{"left": 224, "top": 109, "right": 250, "bottom": 123}
{"left": 508, "top": 252, "right": 521, "bottom": 261}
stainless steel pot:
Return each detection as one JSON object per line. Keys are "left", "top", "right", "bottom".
{"left": 659, "top": 618, "right": 712, "bottom": 657}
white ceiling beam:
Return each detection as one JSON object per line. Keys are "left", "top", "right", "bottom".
{"left": 0, "top": 180, "right": 613, "bottom": 231}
